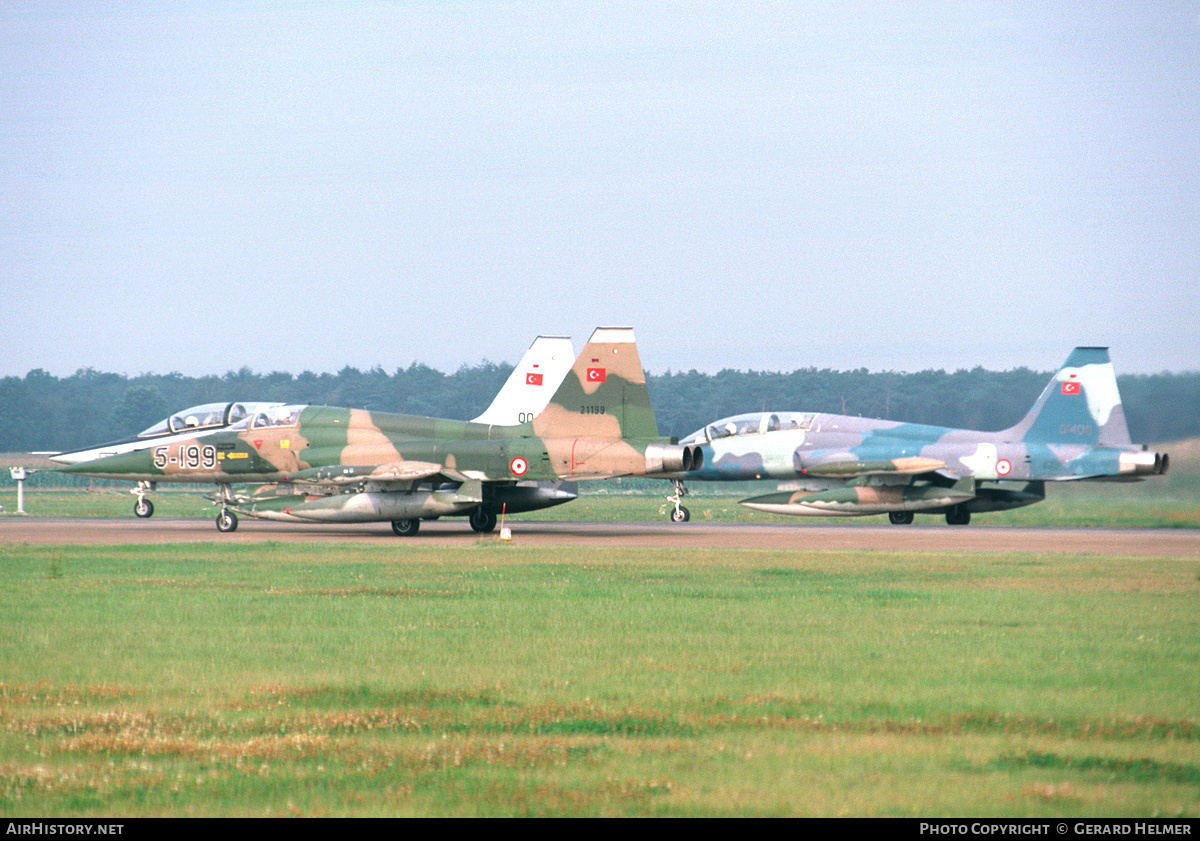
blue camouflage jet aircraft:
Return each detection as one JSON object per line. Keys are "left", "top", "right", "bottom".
{"left": 666, "top": 347, "right": 1168, "bottom": 525}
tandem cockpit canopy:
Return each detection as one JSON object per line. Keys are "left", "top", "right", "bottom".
{"left": 47, "top": 401, "right": 292, "bottom": 467}
{"left": 680, "top": 412, "right": 818, "bottom": 445}
{"left": 137, "top": 402, "right": 286, "bottom": 438}
{"left": 232, "top": 404, "right": 304, "bottom": 430}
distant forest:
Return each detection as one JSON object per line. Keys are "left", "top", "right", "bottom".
{"left": 3, "top": 362, "right": 1198, "bottom": 454}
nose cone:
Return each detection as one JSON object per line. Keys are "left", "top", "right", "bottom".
{"left": 48, "top": 446, "right": 116, "bottom": 465}
{"left": 53, "top": 449, "right": 159, "bottom": 479}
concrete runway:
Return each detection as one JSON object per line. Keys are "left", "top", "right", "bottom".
{"left": 3, "top": 516, "right": 1197, "bottom": 557}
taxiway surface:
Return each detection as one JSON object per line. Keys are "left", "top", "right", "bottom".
{"left": 2, "top": 517, "right": 1196, "bottom": 557}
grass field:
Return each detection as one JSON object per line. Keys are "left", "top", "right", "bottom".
{"left": 1, "top": 540, "right": 1197, "bottom": 817}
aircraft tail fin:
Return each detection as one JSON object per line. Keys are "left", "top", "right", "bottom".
{"left": 472, "top": 336, "right": 575, "bottom": 426}
{"left": 1004, "top": 347, "right": 1133, "bottom": 446}
{"left": 531, "top": 327, "right": 660, "bottom": 440}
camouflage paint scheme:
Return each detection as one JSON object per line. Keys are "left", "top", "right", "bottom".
{"left": 56, "top": 328, "right": 700, "bottom": 534}
{"left": 48, "top": 336, "right": 578, "bottom": 522}
{"left": 673, "top": 348, "right": 1167, "bottom": 525}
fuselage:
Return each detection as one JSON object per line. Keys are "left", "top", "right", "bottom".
{"left": 659, "top": 347, "right": 1167, "bottom": 525}
{"left": 680, "top": 411, "right": 1164, "bottom": 484}
{"left": 55, "top": 403, "right": 676, "bottom": 485}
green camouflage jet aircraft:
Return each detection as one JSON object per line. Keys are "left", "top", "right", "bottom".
{"left": 49, "top": 335, "right": 576, "bottom": 520}
{"left": 56, "top": 328, "right": 702, "bottom": 534}
{"left": 667, "top": 347, "right": 1167, "bottom": 525}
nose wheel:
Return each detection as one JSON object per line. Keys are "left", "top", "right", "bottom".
{"left": 216, "top": 509, "right": 239, "bottom": 532}
{"left": 132, "top": 481, "right": 156, "bottom": 518}
{"left": 210, "top": 483, "right": 238, "bottom": 532}
{"left": 666, "top": 479, "right": 691, "bottom": 523}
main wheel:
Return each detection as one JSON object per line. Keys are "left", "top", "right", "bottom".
{"left": 134, "top": 498, "right": 155, "bottom": 518}
{"left": 669, "top": 505, "right": 691, "bottom": 523}
{"left": 468, "top": 507, "right": 497, "bottom": 533}
{"left": 216, "top": 510, "right": 238, "bottom": 532}
{"left": 945, "top": 506, "right": 971, "bottom": 526}
{"left": 888, "top": 511, "right": 913, "bottom": 525}
{"left": 391, "top": 518, "right": 420, "bottom": 537}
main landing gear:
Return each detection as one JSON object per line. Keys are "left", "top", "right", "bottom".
{"left": 468, "top": 506, "right": 498, "bottom": 533}
{"left": 391, "top": 519, "right": 419, "bottom": 536}
{"left": 888, "top": 508, "right": 972, "bottom": 525}
{"left": 945, "top": 505, "right": 971, "bottom": 526}
{"left": 390, "top": 508, "right": 496, "bottom": 537}
{"left": 665, "top": 479, "right": 690, "bottom": 523}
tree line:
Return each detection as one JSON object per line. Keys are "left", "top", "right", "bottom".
{"left": 2, "top": 362, "right": 1197, "bottom": 454}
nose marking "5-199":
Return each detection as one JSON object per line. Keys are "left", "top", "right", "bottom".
{"left": 154, "top": 444, "right": 218, "bottom": 470}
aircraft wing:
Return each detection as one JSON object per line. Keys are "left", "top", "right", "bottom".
{"left": 282, "top": 460, "right": 449, "bottom": 487}
{"left": 794, "top": 452, "right": 946, "bottom": 479}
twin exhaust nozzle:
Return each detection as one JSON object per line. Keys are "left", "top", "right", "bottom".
{"left": 644, "top": 443, "right": 704, "bottom": 474}
{"left": 1120, "top": 450, "right": 1169, "bottom": 476}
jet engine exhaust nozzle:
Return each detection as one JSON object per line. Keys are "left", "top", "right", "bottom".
{"left": 1119, "top": 450, "right": 1169, "bottom": 477}
{"left": 644, "top": 443, "right": 704, "bottom": 474}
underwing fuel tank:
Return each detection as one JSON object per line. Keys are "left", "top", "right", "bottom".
{"left": 233, "top": 487, "right": 482, "bottom": 523}
{"left": 229, "top": 480, "right": 577, "bottom": 523}
{"left": 962, "top": 482, "right": 1046, "bottom": 513}
{"left": 490, "top": 481, "right": 578, "bottom": 513}
{"left": 740, "top": 484, "right": 976, "bottom": 517}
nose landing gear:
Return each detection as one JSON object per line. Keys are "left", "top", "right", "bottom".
{"left": 665, "top": 479, "right": 690, "bottom": 523}
{"left": 132, "top": 481, "right": 156, "bottom": 518}
{"left": 211, "top": 483, "right": 238, "bottom": 532}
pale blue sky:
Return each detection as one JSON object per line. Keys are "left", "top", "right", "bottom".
{"left": 3, "top": 1, "right": 1198, "bottom": 378}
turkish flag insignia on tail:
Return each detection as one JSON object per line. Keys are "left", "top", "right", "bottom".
{"left": 586, "top": 368, "right": 607, "bottom": 383}
{"left": 526, "top": 372, "right": 543, "bottom": 386}
{"left": 1061, "top": 379, "right": 1081, "bottom": 395}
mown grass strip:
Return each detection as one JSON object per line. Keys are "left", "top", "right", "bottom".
{"left": 2, "top": 541, "right": 1197, "bottom": 816}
